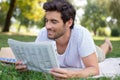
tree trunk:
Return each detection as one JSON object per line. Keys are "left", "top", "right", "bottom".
{"left": 2, "top": 0, "right": 16, "bottom": 32}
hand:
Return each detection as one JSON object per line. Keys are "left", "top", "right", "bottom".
{"left": 50, "top": 68, "right": 73, "bottom": 79}
{"left": 15, "top": 61, "right": 27, "bottom": 71}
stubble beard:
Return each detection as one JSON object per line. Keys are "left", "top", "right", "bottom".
{"left": 47, "top": 28, "right": 66, "bottom": 40}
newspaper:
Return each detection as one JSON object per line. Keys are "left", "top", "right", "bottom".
{"left": 8, "top": 39, "right": 59, "bottom": 73}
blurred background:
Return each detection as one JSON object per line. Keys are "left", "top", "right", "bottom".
{"left": 0, "top": 1, "right": 120, "bottom": 79}
{"left": 0, "top": 0, "right": 120, "bottom": 37}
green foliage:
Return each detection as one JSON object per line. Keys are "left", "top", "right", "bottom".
{"left": 0, "top": 0, "right": 46, "bottom": 32}
{"left": 81, "top": 0, "right": 109, "bottom": 35}
{"left": 0, "top": 1, "right": 9, "bottom": 26}
{"left": 14, "top": 0, "right": 46, "bottom": 28}
{"left": 97, "top": 27, "right": 111, "bottom": 36}
{"left": 16, "top": 0, "right": 46, "bottom": 22}
{"left": 111, "top": 28, "right": 120, "bottom": 36}
{"left": 109, "top": 0, "right": 120, "bottom": 27}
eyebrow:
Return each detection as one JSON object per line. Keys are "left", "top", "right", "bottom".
{"left": 51, "top": 19, "right": 58, "bottom": 22}
{"left": 45, "top": 18, "right": 59, "bottom": 22}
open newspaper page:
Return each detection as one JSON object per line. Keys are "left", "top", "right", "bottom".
{"left": 8, "top": 39, "right": 59, "bottom": 73}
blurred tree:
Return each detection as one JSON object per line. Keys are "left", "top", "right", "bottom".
{"left": 0, "top": 1, "right": 9, "bottom": 28}
{"left": 16, "top": 0, "right": 45, "bottom": 22}
{"left": 47, "top": 0, "right": 52, "bottom": 1}
{"left": 14, "top": 0, "right": 46, "bottom": 32}
{"left": 2, "top": 0, "right": 16, "bottom": 32}
{"left": 109, "top": 0, "right": 120, "bottom": 28}
{"left": 81, "top": 0, "right": 109, "bottom": 35}
{"left": 1, "top": 0, "right": 46, "bottom": 32}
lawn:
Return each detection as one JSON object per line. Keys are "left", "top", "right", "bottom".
{"left": 94, "top": 36, "right": 120, "bottom": 58}
{"left": 0, "top": 33, "right": 120, "bottom": 80}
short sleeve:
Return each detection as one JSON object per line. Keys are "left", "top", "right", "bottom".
{"left": 78, "top": 27, "right": 96, "bottom": 57}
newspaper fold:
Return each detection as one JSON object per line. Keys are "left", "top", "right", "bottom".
{"left": 8, "top": 39, "right": 59, "bottom": 73}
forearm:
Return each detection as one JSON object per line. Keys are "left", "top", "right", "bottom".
{"left": 70, "top": 67, "right": 99, "bottom": 78}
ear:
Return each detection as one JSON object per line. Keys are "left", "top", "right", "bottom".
{"left": 65, "top": 18, "right": 73, "bottom": 28}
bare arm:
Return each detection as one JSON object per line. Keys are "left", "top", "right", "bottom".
{"left": 72, "top": 52, "right": 99, "bottom": 78}
{"left": 50, "top": 52, "right": 99, "bottom": 79}
{"left": 15, "top": 53, "right": 99, "bottom": 79}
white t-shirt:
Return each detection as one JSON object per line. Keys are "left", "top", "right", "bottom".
{"left": 35, "top": 25, "right": 96, "bottom": 68}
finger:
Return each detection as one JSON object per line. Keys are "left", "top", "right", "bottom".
{"left": 50, "top": 70, "right": 67, "bottom": 78}
{"left": 51, "top": 68, "right": 67, "bottom": 74}
{"left": 15, "top": 61, "right": 23, "bottom": 66}
{"left": 15, "top": 65, "right": 27, "bottom": 70}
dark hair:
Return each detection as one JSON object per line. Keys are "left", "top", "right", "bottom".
{"left": 43, "top": 0, "right": 76, "bottom": 29}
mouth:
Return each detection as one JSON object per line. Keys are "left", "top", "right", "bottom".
{"left": 47, "top": 30, "right": 54, "bottom": 35}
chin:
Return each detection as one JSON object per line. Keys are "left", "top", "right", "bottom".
{"left": 48, "top": 36, "right": 55, "bottom": 40}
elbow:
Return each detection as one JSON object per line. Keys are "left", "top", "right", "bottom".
{"left": 96, "top": 69, "right": 100, "bottom": 75}
{"left": 95, "top": 67, "right": 100, "bottom": 76}
{"left": 91, "top": 66, "right": 100, "bottom": 76}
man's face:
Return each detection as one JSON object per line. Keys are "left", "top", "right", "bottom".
{"left": 45, "top": 11, "right": 67, "bottom": 39}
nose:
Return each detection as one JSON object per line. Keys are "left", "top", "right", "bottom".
{"left": 45, "top": 22, "right": 52, "bottom": 29}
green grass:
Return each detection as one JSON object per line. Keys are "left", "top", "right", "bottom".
{"left": 0, "top": 33, "right": 120, "bottom": 80}
{"left": 0, "top": 63, "right": 53, "bottom": 80}
{"left": 0, "top": 33, "right": 36, "bottom": 48}
{"left": 94, "top": 36, "right": 120, "bottom": 58}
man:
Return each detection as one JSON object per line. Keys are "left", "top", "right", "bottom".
{"left": 15, "top": 0, "right": 101, "bottom": 79}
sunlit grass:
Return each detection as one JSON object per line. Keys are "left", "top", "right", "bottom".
{"left": 93, "top": 36, "right": 120, "bottom": 58}
{"left": 93, "top": 36, "right": 120, "bottom": 41}
{"left": 0, "top": 32, "right": 36, "bottom": 49}
{"left": 0, "top": 33, "right": 120, "bottom": 80}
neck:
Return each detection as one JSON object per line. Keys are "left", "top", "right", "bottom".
{"left": 55, "top": 29, "right": 71, "bottom": 54}
{"left": 56, "top": 29, "right": 71, "bottom": 46}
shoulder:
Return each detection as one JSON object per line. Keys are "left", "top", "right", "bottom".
{"left": 35, "top": 27, "right": 48, "bottom": 42}
{"left": 72, "top": 25, "right": 91, "bottom": 38}
{"left": 73, "top": 25, "right": 96, "bottom": 57}
{"left": 39, "top": 27, "right": 47, "bottom": 32}
{"left": 37, "top": 27, "right": 47, "bottom": 36}
{"left": 73, "top": 25, "right": 90, "bottom": 33}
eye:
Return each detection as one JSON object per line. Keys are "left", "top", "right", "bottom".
{"left": 51, "top": 20, "right": 58, "bottom": 24}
